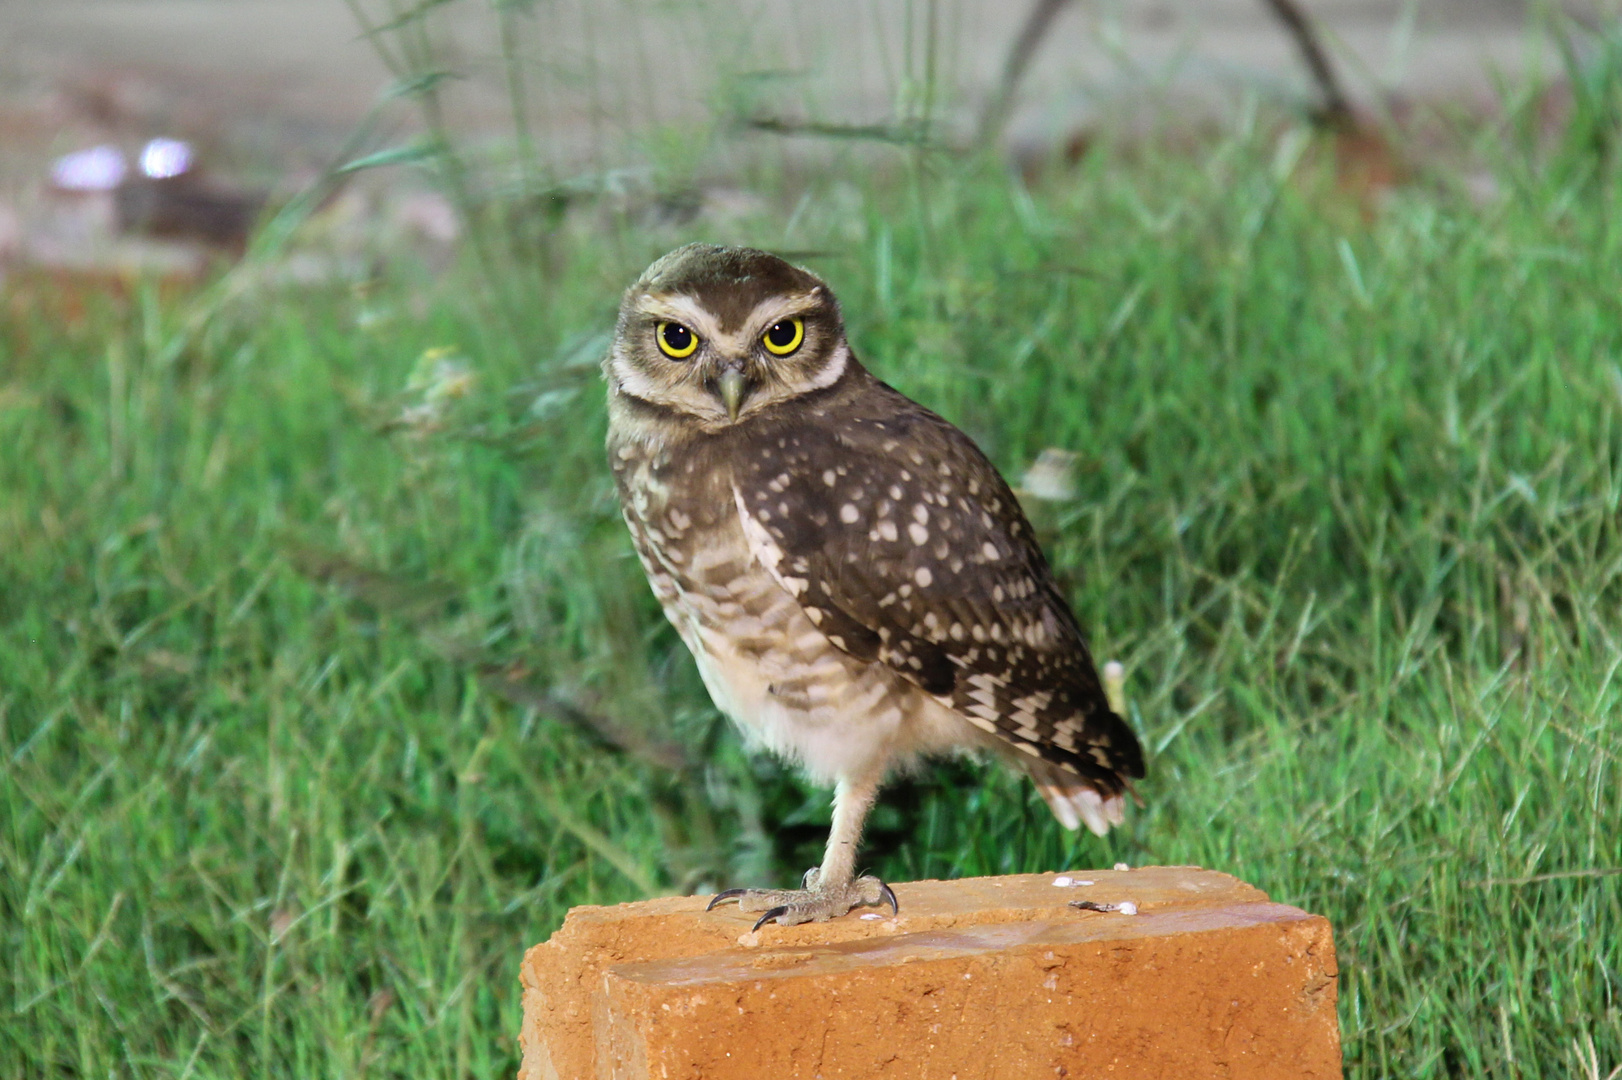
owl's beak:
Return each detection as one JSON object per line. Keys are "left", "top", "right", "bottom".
{"left": 717, "top": 367, "right": 748, "bottom": 421}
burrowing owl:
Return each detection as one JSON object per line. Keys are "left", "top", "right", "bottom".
{"left": 606, "top": 243, "right": 1144, "bottom": 928}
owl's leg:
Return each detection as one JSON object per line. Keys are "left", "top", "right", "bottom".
{"left": 706, "top": 771, "right": 898, "bottom": 929}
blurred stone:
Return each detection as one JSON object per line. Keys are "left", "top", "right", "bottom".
{"left": 1020, "top": 448, "right": 1080, "bottom": 502}
{"left": 0, "top": 202, "right": 20, "bottom": 265}
{"left": 392, "top": 191, "right": 459, "bottom": 245}
{"left": 137, "top": 137, "right": 195, "bottom": 180}
{"left": 114, "top": 175, "right": 265, "bottom": 250}
{"left": 1329, "top": 121, "right": 1407, "bottom": 207}
{"left": 20, "top": 186, "right": 210, "bottom": 283}
{"left": 50, "top": 144, "right": 127, "bottom": 191}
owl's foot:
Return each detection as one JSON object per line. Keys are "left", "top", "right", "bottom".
{"left": 706, "top": 868, "right": 899, "bottom": 931}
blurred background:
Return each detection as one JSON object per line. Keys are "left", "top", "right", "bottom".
{"left": 0, "top": 0, "right": 1589, "bottom": 277}
{"left": 3, "top": 3, "right": 1621, "bottom": 1079}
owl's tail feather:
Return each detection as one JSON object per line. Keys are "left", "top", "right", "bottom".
{"left": 1028, "top": 763, "right": 1127, "bottom": 837}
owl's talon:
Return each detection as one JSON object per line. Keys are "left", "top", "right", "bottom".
{"left": 752, "top": 905, "right": 791, "bottom": 932}
{"left": 709, "top": 871, "right": 897, "bottom": 929}
{"left": 706, "top": 888, "right": 750, "bottom": 911}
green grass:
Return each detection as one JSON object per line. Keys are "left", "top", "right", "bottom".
{"left": 3, "top": 118, "right": 1621, "bottom": 1077}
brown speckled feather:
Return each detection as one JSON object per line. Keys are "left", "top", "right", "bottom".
{"left": 731, "top": 368, "right": 1145, "bottom": 793}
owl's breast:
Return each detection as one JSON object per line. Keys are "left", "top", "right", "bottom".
{"left": 609, "top": 434, "right": 959, "bottom": 782}
{"left": 610, "top": 435, "right": 742, "bottom": 605}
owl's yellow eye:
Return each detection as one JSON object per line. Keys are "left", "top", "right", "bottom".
{"left": 657, "top": 321, "right": 699, "bottom": 359}
{"left": 762, "top": 318, "right": 804, "bottom": 357}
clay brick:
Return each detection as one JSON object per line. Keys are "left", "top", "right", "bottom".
{"left": 519, "top": 867, "right": 1340, "bottom": 1080}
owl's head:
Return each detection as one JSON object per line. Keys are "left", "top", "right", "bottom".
{"left": 606, "top": 244, "right": 851, "bottom": 428}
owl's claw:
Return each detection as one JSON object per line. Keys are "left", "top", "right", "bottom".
{"left": 706, "top": 872, "right": 898, "bottom": 929}
{"left": 706, "top": 888, "right": 751, "bottom": 911}
{"left": 752, "top": 905, "right": 791, "bottom": 932}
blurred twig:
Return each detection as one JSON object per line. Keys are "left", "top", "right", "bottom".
{"left": 981, "top": 0, "right": 1356, "bottom": 146}
{"left": 283, "top": 541, "right": 693, "bottom": 774}
{"left": 1259, "top": 0, "right": 1354, "bottom": 127}
{"left": 1471, "top": 868, "right": 1622, "bottom": 887}
{"left": 450, "top": 649, "right": 695, "bottom": 774}
{"left": 977, "top": 0, "right": 1075, "bottom": 148}
{"left": 744, "top": 115, "right": 951, "bottom": 150}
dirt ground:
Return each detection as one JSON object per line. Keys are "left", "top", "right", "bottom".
{"left": 0, "top": 0, "right": 1561, "bottom": 162}
{"left": 0, "top": 0, "right": 1585, "bottom": 274}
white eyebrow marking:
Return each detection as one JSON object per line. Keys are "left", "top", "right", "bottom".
{"left": 636, "top": 290, "right": 826, "bottom": 358}
{"left": 738, "top": 291, "right": 823, "bottom": 340}
{"left": 638, "top": 295, "right": 726, "bottom": 344}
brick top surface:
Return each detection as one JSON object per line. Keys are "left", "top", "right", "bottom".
{"left": 540, "top": 866, "right": 1269, "bottom": 955}
{"left": 609, "top": 900, "right": 1319, "bottom": 989}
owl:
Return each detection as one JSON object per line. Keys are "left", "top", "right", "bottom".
{"left": 605, "top": 243, "right": 1144, "bottom": 929}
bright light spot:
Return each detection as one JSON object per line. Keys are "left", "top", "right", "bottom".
{"left": 51, "top": 145, "right": 127, "bottom": 191}
{"left": 140, "top": 138, "right": 194, "bottom": 179}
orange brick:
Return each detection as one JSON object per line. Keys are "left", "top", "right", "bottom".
{"left": 519, "top": 867, "right": 1340, "bottom": 1080}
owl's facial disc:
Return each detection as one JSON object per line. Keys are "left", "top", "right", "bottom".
{"left": 614, "top": 288, "right": 845, "bottom": 426}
